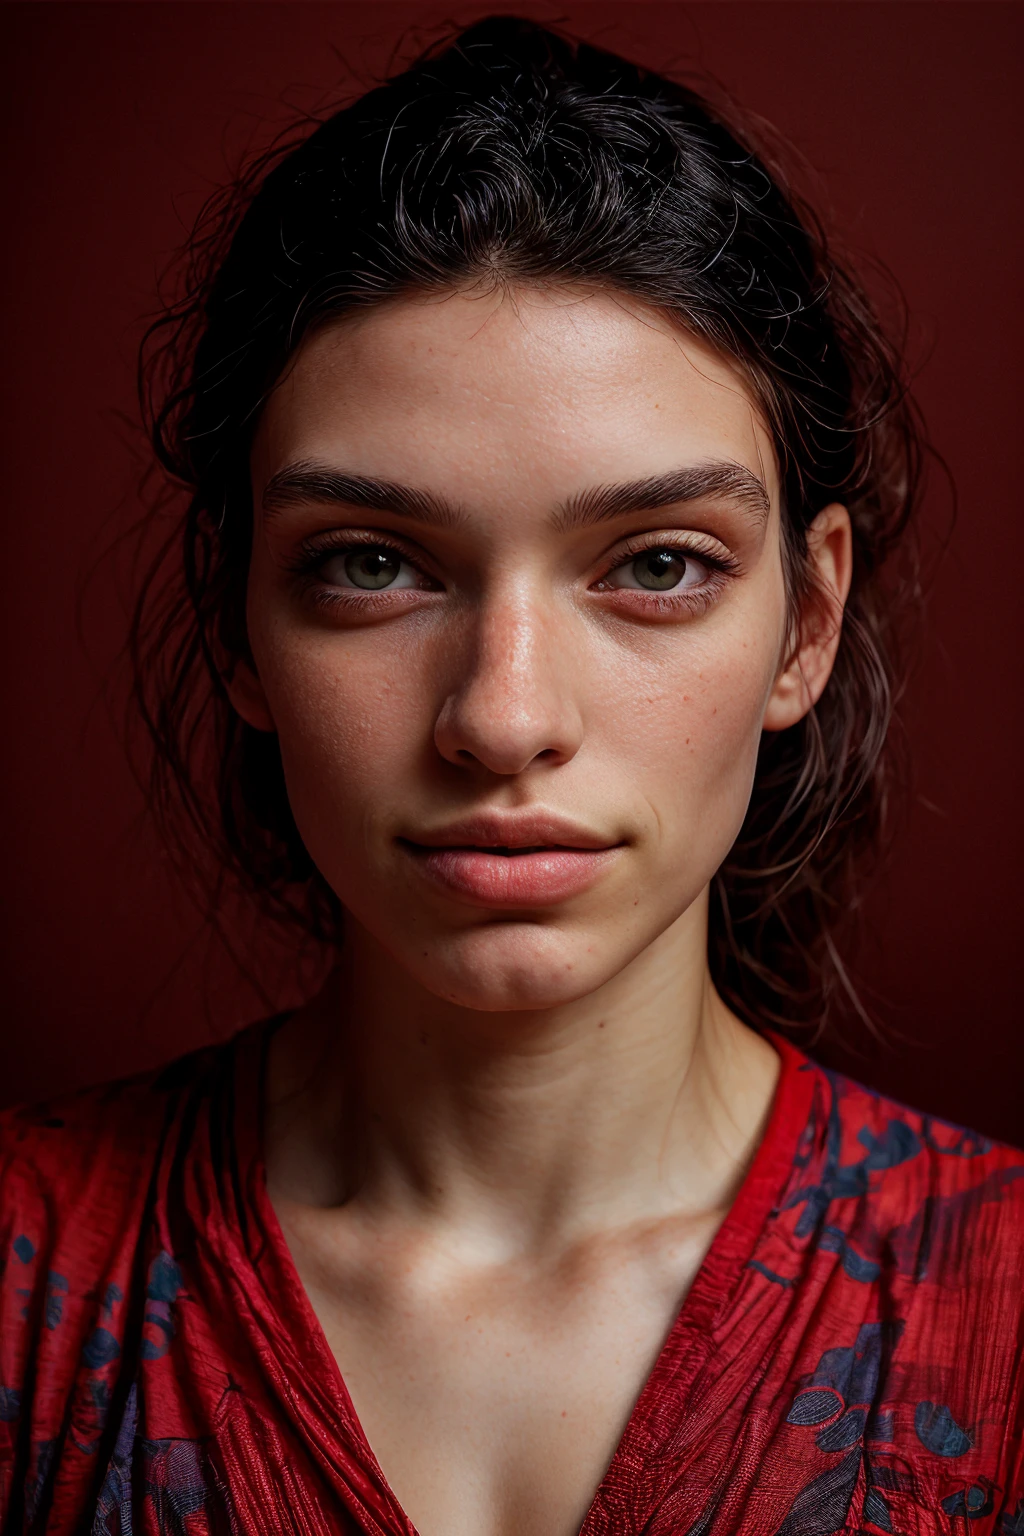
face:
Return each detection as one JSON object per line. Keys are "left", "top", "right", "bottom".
{"left": 238, "top": 286, "right": 848, "bottom": 1011}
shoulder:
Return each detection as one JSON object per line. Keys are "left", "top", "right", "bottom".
{"left": 786, "top": 1056, "right": 1024, "bottom": 1413}
{"left": 3, "top": 1046, "right": 220, "bottom": 1205}
{"left": 806, "top": 1058, "right": 1023, "bottom": 1224}
{"left": 761, "top": 1050, "right": 1024, "bottom": 1503}
{"left": 787, "top": 1055, "right": 1024, "bottom": 1281}
{"left": 0, "top": 1034, "right": 262, "bottom": 1525}
{"left": 0, "top": 1037, "right": 245, "bottom": 1301}
{"left": 3, "top": 1064, "right": 170, "bottom": 1185}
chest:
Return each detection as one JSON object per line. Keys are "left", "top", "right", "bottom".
{"left": 276, "top": 1204, "right": 717, "bottom": 1536}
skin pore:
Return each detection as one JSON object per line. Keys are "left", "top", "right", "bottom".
{"left": 231, "top": 286, "right": 852, "bottom": 1536}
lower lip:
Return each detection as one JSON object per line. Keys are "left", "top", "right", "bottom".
{"left": 406, "top": 846, "right": 620, "bottom": 906}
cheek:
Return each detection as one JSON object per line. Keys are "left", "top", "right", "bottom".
{"left": 602, "top": 618, "right": 782, "bottom": 855}
{"left": 601, "top": 617, "right": 776, "bottom": 774}
{"left": 249, "top": 615, "right": 437, "bottom": 844}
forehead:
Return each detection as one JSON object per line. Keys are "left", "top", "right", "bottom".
{"left": 254, "top": 286, "right": 778, "bottom": 506}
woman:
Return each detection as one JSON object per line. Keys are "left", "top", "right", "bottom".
{"left": 2, "top": 17, "right": 1021, "bottom": 1535}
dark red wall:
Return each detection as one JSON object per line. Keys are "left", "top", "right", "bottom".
{"left": 2, "top": 3, "right": 1021, "bottom": 1143}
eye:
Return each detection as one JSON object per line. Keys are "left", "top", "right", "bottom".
{"left": 318, "top": 547, "right": 421, "bottom": 591}
{"left": 606, "top": 548, "right": 705, "bottom": 592}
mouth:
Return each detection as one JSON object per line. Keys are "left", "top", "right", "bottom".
{"left": 398, "top": 815, "right": 624, "bottom": 907}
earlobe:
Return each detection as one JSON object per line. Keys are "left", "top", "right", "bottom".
{"left": 225, "top": 657, "right": 277, "bottom": 733}
{"left": 762, "top": 502, "right": 853, "bottom": 734}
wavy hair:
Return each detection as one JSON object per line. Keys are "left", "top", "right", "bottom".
{"left": 132, "top": 15, "right": 924, "bottom": 1032}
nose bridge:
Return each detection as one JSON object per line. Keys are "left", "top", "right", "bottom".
{"left": 434, "top": 578, "right": 583, "bottom": 774}
{"left": 480, "top": 581, "right": 546, "bottom": 703}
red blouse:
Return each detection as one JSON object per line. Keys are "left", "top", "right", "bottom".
{"left": 1, "top": 1025, "right": 1022, "bottom": 1534}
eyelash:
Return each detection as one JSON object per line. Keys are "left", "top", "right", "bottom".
{"left": 290, "top": 531, "right": 740, "bottom": 615}
{"left": 594, "top": 535, "right": 740, "bottom": 613}
{"left": 288, "top": 532, "right": 436, "bottom": 614}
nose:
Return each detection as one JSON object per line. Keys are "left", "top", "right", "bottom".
{"left": 433, "top": 589, "right": 584, "bottom": 775}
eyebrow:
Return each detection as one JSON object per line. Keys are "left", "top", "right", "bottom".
{"left": 554, "top": 460, "right": 770, "bottom": 532}
{"left": 261, "top": 457, "right": 769, "bottom": 532}
{"left": 262, "top": 462, "right": 467, "bottom": 528}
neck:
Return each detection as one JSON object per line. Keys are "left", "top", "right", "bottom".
{"left": 265, "top": 895, "right": 780, "bottom": 1257}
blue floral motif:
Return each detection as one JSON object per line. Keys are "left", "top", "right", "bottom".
{"left": 93, "top": 1382, "right": 214, "bottom": 1536}
{"left": 920, "top": 1119, "right": 991, "bottom": 1157}
{"left": 780, "top": 1322, "right": 906, "bottom": 1534}
{"left": 44, "top": 1271, "right": 68, "bottom": 1330}
{"left": 817, "top": 1227, "right": 880, "bottom": 1284}
{"left": 914, "top": 1401, "right": 973, "bottom": 1457}
{"left": 1001, "top": 1497, "right": 1024, "bottom": 1534}
{"left": 748, "top": 1259, "right": 794, "bottom": 1288}
{"left": 82, "top": 1327, "right": 121, "bottom": 1369}
{"left": 776, "top": 1448, "right": 862, "bottom": 1535}
{"left": 862, "top": 1486, "right": 893, "bottom": 1531}
{"left": 786, "top": 1321, "right": 902, "bottom": 1453}
{"left": 93, "top": 1381, "right": 137, "bottom": 1533}
{"left": 146, "top": 1252, "right": 181, "bottom": 1304}
{"left": 143, "top": 1438, "right": 210, "bottom": 1529}
{"left": 815, "top": 1407, "right": 867, "bottom": 1453}
{"left": 782, "top": 1078, "right": 920, "bottom": 1280}
{"left": 941, "top": 1482, "right": 993, "bottom": 1519}
{"left": 788, "top": 1389, "right": 843, "bottom": 1427}
{"left": 141, "top": 1251, "right": 181, "bottom": 1363}
{"left": 24, "top": 1438, "right": 57, "bottom": 1524}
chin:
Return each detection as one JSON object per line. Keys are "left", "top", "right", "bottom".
{"left": 407, "top": 922, "right": 623, "bottom": 1013}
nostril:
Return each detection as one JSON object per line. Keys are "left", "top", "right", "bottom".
{"left": 434, "top": 681, "right": 585, "bottom": 775}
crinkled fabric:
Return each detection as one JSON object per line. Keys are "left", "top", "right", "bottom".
{"left": 1, "top": 1025, "right": 1022, "bottom": 1534}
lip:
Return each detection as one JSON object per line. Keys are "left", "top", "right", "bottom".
{"left": 399, "top": 812, "right": 624, "bottom": 907}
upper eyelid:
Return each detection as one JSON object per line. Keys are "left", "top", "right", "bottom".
{"left": 297, "top": 530, "right": 432, "bottom": 574}
{"left": 301, "top": 528, "right": 422, "bottom": 555}
{"left": 612, "top": 529, "right": 731, "bottom": 552}
{"left": 602, "top": 533, "right": 738, "bottom": 571}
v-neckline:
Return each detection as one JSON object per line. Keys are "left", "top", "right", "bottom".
{"left": 234, "top": 1023, "right": 814, "bottom": 1535}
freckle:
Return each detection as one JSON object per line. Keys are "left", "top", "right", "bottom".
{"left": 598, "top": 1020, "right": 605, "bottom": 1029}
{"left": 465, "top": 1315, "right": 471, "bottom": 1322}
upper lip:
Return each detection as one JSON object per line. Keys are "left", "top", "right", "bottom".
{"left": 400, "top": 811, "right": 619, "bottom": 851}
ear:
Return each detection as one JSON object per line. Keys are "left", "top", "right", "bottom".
{"left": 224, "top": 655, "right": 277, "bottom": 733}
{"left": 762, "top": 503, "right": 853, "bottom": 733}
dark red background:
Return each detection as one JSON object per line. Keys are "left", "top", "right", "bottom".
{"left": 2, "top": 2, "right": 1021, "bottom": 1142}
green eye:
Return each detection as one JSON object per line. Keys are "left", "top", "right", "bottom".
{"left": 631, "top": 550, "right": 688, "bottom": 590}
{"left": 344, "top": 549, "right": 404, "bottom": 589}
{"left": 604, "top": 546, "right": 707, "bottom": 595}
